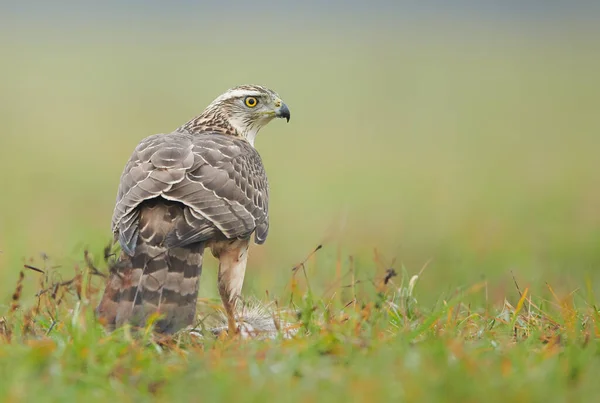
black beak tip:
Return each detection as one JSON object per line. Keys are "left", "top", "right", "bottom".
{"left": 278, "top": 103, "right": 290, "bottom": 123}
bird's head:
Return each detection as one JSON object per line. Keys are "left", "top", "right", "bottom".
{"left": 179, "top": 84, "right": 290, "bottom": 146}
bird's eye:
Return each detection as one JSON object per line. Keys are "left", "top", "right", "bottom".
{"left": 244, "top": 96, "right": 258, "bottom": 108}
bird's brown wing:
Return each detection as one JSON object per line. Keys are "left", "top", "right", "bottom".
{"left": 112, "top": 131, "right": 269, "bottom": 255}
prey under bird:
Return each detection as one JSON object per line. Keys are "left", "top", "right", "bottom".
{"left": 96, "top": 85, "right": 290, "bottom": 334}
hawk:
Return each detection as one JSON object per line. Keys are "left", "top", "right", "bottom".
{"left": 96, "top": 85, "right": 290, "bottom": 334}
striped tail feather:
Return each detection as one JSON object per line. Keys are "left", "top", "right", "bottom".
{"left": 97, "top": 200, "right": 204, "bottom": 334}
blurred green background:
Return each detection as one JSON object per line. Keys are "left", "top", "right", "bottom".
{"left": 1, "top": 3, "right": 600, "bottom": 307}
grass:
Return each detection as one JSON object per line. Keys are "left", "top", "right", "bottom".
{"left": 1, "top": 21, "right": 600, "bottom": 402}
{"left": 0, "top": 245, "right": 599, "bottom": 402}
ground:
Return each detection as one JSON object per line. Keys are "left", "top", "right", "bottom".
{"left": 0, "top": 245, "right": 599, "bottom": 402}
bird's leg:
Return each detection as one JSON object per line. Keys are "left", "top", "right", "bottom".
{"left": 213, "top": 239, "right": 250, "bottom": 336}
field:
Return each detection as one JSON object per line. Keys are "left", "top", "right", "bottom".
{"left": 1, "top": 17, "right": 600, "bottom": 402}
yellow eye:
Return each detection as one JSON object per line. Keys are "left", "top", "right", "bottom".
{"left": 244, "top": 96, "right": 258, "bottom": 108}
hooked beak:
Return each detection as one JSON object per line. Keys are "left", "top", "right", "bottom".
{"left": 275, "top": 103, "right": 291, "bottom": 122}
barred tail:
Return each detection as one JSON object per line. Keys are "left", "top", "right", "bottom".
{"left": 96, "top": 200, "right": 204, "bottom": 334}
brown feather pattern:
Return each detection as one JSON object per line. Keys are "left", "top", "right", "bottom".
{"left": 112, "top": 132, "right": 269, "bottom": 255}
{"left": 97, "top": 200, "right": 205, "bottom": 333}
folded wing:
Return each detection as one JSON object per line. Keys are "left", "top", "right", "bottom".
{"left": 112, "top": 132, "right": 269, "bottom": 255}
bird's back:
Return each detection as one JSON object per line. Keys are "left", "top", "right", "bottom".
{"left": 97, "top": 132, "right": 270, "bottom": 333}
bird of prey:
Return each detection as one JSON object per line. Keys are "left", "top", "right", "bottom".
{"left": 96, "top": 84, "right": 290, "bottom": 334}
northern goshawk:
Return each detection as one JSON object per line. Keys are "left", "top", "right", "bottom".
{"left": 96, "top": 85, "right": 290, "bottom": 334}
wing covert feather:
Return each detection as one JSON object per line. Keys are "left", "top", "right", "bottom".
{"left": 112, "top": 132, "right": 269, "bottom": 255}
